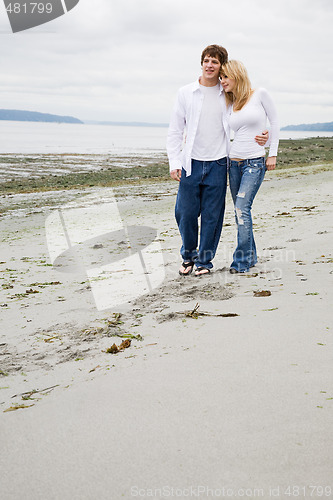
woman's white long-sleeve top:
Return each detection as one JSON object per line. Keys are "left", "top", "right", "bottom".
{"left": 228, "top": 87, "right": 279, "bottom": 159}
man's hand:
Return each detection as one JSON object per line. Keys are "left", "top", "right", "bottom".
{"left": 171, "top": 169, "right": 182, "bottom": 181}
{"left": 266, "top": 156, "right": 276, "bottom": 171}
{"left": 255, "top": 130, "right": 269, "bottom": 146}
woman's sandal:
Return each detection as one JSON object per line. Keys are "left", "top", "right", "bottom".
{"left": 179, "top": 261, "right": 195, "bottom": 276}
{"left": 194, "top": 267, "right": 211, "bottom": 276}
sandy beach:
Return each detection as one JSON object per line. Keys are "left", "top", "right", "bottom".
{"left": 1, "top": 163, "right": 333, "bottom": 499}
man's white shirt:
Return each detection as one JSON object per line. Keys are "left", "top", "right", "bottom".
{"left": 166, "top": 80, "right": 230, "bottom": 177}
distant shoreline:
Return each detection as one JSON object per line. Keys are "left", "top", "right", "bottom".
{"left": 0, "top": 137, "right": 332, "bottom": 194}
{"left": 1, "top": 110, "right": 332, "bottom": 131}
{"left": 0, "top": 109, "right": 82, "bottom": 125}
{"left": 281, "top": 121, "right": 333, "bottom": 132}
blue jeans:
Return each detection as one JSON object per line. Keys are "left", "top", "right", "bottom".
{"left": 175, "top": 158, "right": 228, "bottom": 269}
{"left": 229, "top": 157, "right": 266, "bottom": 272}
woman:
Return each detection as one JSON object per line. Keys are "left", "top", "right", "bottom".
{"left": 220, "top": 60, "right": 279, "bottom": 273}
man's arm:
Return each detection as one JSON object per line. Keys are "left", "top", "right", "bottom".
{"left": 166, "top": 89, "right": 186, "bottom": 180}
{"left": 255, "top": 130, "right": 269, "bottom": 146}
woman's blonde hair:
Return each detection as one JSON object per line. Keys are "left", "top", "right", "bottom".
{"left": 221, "top": 60, "right": 252, "bottom": 111}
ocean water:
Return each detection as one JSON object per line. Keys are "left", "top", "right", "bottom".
{"left": 1, "top": 120, "right": 332, "bottom": 155}
{"left": 0, "top": 121, "right": 168, "bottom": 155}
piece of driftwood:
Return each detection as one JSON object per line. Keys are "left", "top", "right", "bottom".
{"left": 178, "top": 303, "right": 239, "bottom": 320}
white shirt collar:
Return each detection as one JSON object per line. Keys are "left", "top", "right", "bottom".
{"left": 192, "top": 78, "right": 224, "bottom": 94}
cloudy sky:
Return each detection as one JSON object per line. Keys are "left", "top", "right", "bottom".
{"left": 0, "top": 0, "right": 332, "bottom": 126}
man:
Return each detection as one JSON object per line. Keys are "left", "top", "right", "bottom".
{"left": 167, "top": 44, "right": 268, "bottom": 276}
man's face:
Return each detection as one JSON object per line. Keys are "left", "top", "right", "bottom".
{"left": 201, "top": 54, "right": 221, "bottom": 84}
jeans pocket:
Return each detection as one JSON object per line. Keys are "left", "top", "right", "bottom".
{"left": 216, "top": 157, "right": 227, "bottom": 167}
{"left": 248, "top": 158, "right": 265, "bottom": 170}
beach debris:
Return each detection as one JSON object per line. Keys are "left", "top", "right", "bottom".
{"left": 292, "top": 205, "right": 316, "bottom": 211}
{"left": 178, "top": 303, "right": 238, "bottom": 320}
{"left": 119, "top": 339, "right": 131, "bottom": 350}
{"left": 44, "top": 334, "right": 61, "bottom": 343}
{"left": 107, "top": 312, "right": 123, "bottom": 327}
{"left": 1, "top": 283, "right": 13, "bottom": 289}
{"left": 4, "top": 404, "right": 34, "bottom": 413}
{"left": 89, "top": 365, "right": 101, "bottom": 373}
{"left": 253, "top": 290, "right": 271, "bottom": 297}
{"left": 265, "top": 245, "right": 286, "bottom": 250}
{"left": 106, "top": 344, "right": 119, "bottom": 354}
{"left": 7, "top": 288, "right": 41, "bottom": 299}
{"left": 117, "top": 333, "right": 143, "bottom": 341}
{"left": 312, "top": 256, "right": 333, "bottom": 264}
{"left": 11, "top": 385, "right": 59, "bottom": 400}
{"left": 105, "top": 339, "right": 132, "bottom": 354}
{"left": 29, "top": 281, "right": 61, "bottom": 287}
{"left": 7, "top": 292, "right": 28, "bottom": 299}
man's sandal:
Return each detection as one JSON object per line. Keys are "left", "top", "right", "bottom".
{"left": 179, "top": 261, "right": 195, "bottom": 276}
{"left": 194, "top": 267, "right": 211, "bottom": 276}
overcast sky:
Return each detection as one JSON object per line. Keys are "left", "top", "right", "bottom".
{"left": 0, "top": 0, "right": 332, "bottom": 126}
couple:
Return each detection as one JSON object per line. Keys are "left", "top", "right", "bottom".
{"left": 167, "top": 44, "right": 279, "bottom": 276}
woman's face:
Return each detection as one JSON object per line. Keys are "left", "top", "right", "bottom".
{"left": 220, "top": 74, "right": 236, "bottom": 93}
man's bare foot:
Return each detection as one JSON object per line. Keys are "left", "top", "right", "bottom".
{"left": 194, "top": 267, "right": 211, "bottom": 276}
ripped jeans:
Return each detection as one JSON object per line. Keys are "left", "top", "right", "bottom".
{"left": 229, "top": 157, "right": 266, "bottom": 272}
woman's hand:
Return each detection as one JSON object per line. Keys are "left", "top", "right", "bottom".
{"left": 266, "top": 156, "right": 276, "bottom": 171}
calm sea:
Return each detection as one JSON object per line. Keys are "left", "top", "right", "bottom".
{"left": 1, "top": 120, "right": 332, "bottom": 155}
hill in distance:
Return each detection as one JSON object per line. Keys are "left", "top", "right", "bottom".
{"left": 281, "top": 121, "right": 333, "bottom": 131}
{"left": 0, "top": 109, "right": 83, "bottom": 124}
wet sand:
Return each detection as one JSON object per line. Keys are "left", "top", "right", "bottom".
{"left": 1, "top": 164, "right": 333, "bottom": 499}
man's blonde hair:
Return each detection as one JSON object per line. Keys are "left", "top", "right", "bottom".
{"left": 221, "top": 60, "right": 252, "bottom": 111}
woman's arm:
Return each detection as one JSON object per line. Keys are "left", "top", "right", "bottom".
{"left": 260, "top": 88, "right": 279, "bottom": 167}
